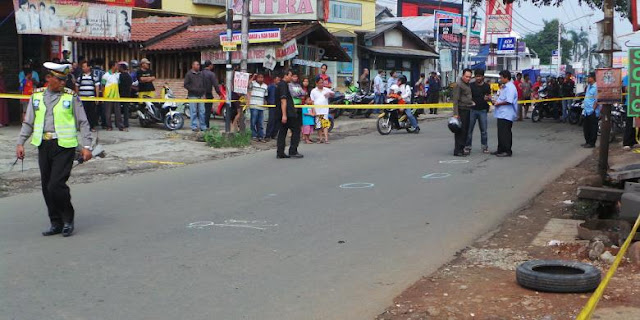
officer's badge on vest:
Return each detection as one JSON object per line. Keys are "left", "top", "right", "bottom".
{"left": 63, "top": 100, "right": 71, "bottom": 109}
{"left": 33, "top": 99, "right": 40, "bottom": 110}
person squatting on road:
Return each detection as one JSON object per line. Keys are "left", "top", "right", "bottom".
{"left": 452, "top": 69, "right": 475, "bottom": 157}
{"left": 581, "top": 72, "right": 599, "bottom": 149}
{"left": 491, "top": 70, "right": 518, "bottom": 157}
{"left": 16, "top": 62, "right": 93, "bottom": 237}
{"left": 276, "top": 69, "right": 303, "bottom": 159}
{"left": 466, "top": 69, "right": 491, "bottom": 154}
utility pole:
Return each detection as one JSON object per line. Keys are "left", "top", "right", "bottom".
{"left": 457, "top": 0, "right": 464, "bottom": 77}
{"left": 240, "top": 0, "right": 250, "bottom": 72}
{"left": 224, "top": 0, "right": 234, "bottom": 133}
{"left": 598, "top": 0, "right": 615, "bottom": 178}
{"left": 463, "top": 2, "right": 473, "bottom": 68}
{"left": 557, "top": 21, "right": 562, "bottom": 76}
{"left": 515, "top": 38, "right": 519, "bottom": 71}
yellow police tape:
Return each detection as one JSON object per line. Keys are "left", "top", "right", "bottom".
{"left": 575, "top": 212, "right": 640, "bottom": 320}
{"left": 0, "top": 93, "right": 605, "bottom": 109}
{"left": 0, "top": 93, "right": 229, "bottom": 104}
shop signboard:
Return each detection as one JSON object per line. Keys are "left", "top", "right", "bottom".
{"left": 219, "top": 29, "right": 281, "bottom": 45}
{"left": 263, "top": 48, "right": 277, "bottom": 70}
{"left": 328, "top": 1, "right": 362, "bottom": 26}
{"left": 222, "top": 41, "right": 237, "bottom": 52}
{"left": 433, "top": 10, "right": 481, "bottom": 36}
{"left": 13, "top": 0, "right": 133, "bottom": 41}
{"left": 92, "top": 0, "right": 161, "bottom": 9}
{"left": 596, "top": 68, "right": 622, "bottom": 104}
{"left": 232, "top": 0, "right": 318, "bottom": 20}
{"left": 486, "top": 0, "right": 512, "bottom": 34}
{"left": 628, "top": 48, "right": 640, "bottom": 117}
{"left": 496, "top": 37, "right": 516, "bottom": 54}
{"left": 293, "top": 59, "right": 324, "bottom": 68}
{"left": 203, "top": 39, "right": 298, "bottom": 64}
{"left": 192, "top": 0, "right": 226, "bottom": 7}
{"left": 233, "top": 71, "right": 250, "bottom": 95}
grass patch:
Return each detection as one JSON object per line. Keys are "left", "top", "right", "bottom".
{"left": 203, "top": 126, "right": 252, "bottom": 148}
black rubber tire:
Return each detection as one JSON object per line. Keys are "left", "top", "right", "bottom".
{"left": 138, "top": 117, "right": 150, "bottom": 128}
{"left": 164, "top": 113, "right": 185, "bottom": 131}
{"left": 377, "top": 117, "right": 392, "bottom": 135}
{"left": 568, "top": 110, "right": 580, "bottom": 125}
{"left": 516, "top": 260, "right": 601, "bottom": 293}
{"left": 531, "top": 109, "right": 541, "bottom": 122}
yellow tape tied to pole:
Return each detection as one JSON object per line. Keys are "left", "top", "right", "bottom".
{"left": 0, "top": 93, "right": 231, "bottom": 104}
{"left": 575, "top": 212, "right": 640, "bottom": 320}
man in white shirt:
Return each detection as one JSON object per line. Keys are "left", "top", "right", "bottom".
{"left": 248, "top": 73, "right": 268, "bottom": 141}
{"left": 310, "top": 78, "right": 334, "bottom": 143}
{"left": 386, "top": 71, "right": 398, "bottom": 96}
{"left": 398, "top": 76, "right": 420, "bottom": 133}
{"left": 373, "top": 70, "right": 385, "bottom": 112}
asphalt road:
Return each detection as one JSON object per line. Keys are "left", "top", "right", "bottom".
{"left": 1, "top": 117, "right": 591, "bottom": 320}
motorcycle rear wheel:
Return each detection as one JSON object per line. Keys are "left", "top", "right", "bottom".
{"left": 139, "top": 117, "right": 151, "bottom": 128}
{"left": 377, "top": 117, "right": 392, "bottom": 135}
{"left": 531, "top": 109, "right": 541, "bottom": 122}
{"left": 568, "top": 110, "right": 580, "bottom": 125}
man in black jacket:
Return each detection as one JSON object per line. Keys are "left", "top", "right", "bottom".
{"left": 561, "top": 72, "right": 575, "bottom": 123}
{"left": 276, "top": 69, "right": 302, "bottom": 159}
{"left": 118, "top": 62, "right": 133, "bottom": 130}
{"left": 466, "top": 69, "right": 491, "bottom": 154}
{"left": 202, "top": 60, "right": 222, "bottom": 129}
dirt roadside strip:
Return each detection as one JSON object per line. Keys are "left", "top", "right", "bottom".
{"left": 0, "top": 112, "right": 451, "bottom": 198}
{"left": 376, "top": 147, "right": 640, "bottom": 320}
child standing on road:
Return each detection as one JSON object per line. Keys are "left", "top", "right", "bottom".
{"left": 301, "top": 96, "right": 316, "bottom": 144}
{"left": 311, "top": 78, "right": 334, "bottom": 144}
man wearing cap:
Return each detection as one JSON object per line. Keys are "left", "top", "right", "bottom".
{"left": 137, "top": 58, "right": 156, "bottom": 98}
{"left": 16, "top": 62, "right": 93, "bottom": 237}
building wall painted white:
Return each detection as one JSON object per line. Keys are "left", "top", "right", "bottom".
{"left": 384, "top": 30, "right": 403, "bottom": 47}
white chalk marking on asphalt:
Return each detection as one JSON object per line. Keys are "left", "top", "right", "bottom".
{"left": 439, "top": 160, "right": 469, "bottom": 164}
{"left": 187, "top": 221, "right": 215, "bottom": 229}
{"left": 339, "top": 183, "right": 375, "bottom": 189}
{"left": 422, "top": 173, "right": 451, "bottom": 179}
{"left": 187, "top": 220, "right": 278, "bottom": 230}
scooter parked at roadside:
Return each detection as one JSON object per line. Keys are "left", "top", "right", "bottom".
{"left": 137, "top": 85, "right": 185, "bottom": 130}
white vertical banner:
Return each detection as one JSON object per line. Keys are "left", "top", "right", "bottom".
{"left": 233, "top": 71, "right": 250, "bottom": 94}
{"left": 440, "top": 49, "right": 453, "bottom": 72}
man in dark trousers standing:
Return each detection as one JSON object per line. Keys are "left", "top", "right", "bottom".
{"left": 466, "top": 69, "right": 491, "bottom": 154}
{"left": 276, "top": 69, "right": 303, "bottom": 159}
{"left": 428, "top": 72, "right": 441, "bottom": 114}
{"left": 202, "top": 60, "right": 222, "bottom": 129}
{"left": 451, "top": 69, "right": 475, "bottom": 156}
{"left": 265, "top": 75, "right": 281, "bottom": 141}
{"left": 118, "top": 62, "right": 132, "bottom": 130}
{"left": 491, "top": 70, "right": 518, "bottom": 157}
{"left": 582, "top": 72, "right": 599, "bottom": 148}
{"left": 16, "top": 62, "right": 93, "bottom": 237}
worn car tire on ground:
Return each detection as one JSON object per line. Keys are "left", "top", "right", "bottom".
{"left": 516, "top": 260, "right": 601, "bottom": 293}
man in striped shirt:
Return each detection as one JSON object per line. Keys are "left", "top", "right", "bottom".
{"left": 76, "top": 61, "right": 99, "bottom": 131}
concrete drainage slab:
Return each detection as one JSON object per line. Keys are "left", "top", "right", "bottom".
{"left": 531, "top": 218, "right": 587, "bottom": 247}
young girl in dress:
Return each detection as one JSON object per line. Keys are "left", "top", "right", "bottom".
{"left": 301, "top": 96, "right": 316, "bottom": 144}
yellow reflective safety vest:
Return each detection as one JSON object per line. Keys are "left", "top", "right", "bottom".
{"left": 30, "top": 90, "right": 78, "bottom": 148}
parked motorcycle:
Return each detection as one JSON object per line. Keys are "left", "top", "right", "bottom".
{"left": 531, "top": 85, "right": 561, "bottom": 122}
{"left": 329, "top": 91, "right": 345, "bottom": 119}
{"left": 376, "top": 96, "right": 418, "bottom": 135}
{"left": 137, "top": 85, "right": 185, "bottom": 130}
{"left": 568, "top": 92, "right": 584, "bottom": 125}
{"left": 345, "top": 90, "right": 375, "bottom": 118}
{"left": 599, "top": 103, "right": 627, "bottom": 142}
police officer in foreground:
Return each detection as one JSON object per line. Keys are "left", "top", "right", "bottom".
{"left": 16, "top": 62, "right": 93, "bottom": 237}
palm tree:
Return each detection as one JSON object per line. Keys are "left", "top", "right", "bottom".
{"left": 567, "top": 30, "right": 590, "bottom": 63}
{"left": 589, "top": 44, "right": 604, "bottom": 69}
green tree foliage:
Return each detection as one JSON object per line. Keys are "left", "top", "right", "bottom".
{"left": 523, "top": 19, "right": 574, "bottom": 65}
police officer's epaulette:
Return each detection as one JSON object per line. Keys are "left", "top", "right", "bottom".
{"left": 34, "top": 87, "right": 47, "bottom": 93}
{"left": 63, "top": 88, "right": 77, "bottom": 96}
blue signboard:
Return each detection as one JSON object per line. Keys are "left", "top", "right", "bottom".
{"left": 497, "top": 37, "right": 516, "bottom": 54}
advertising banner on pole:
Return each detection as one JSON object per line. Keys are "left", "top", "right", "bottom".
{"left": 486, "top": 0, "right": 512, "bottom": 34}
{"left": 496, "top": 37, "right": 516, "bottom": 54}
{"left": 433, "top": 10, "right": 482, "bottom": 53}
{"left": 13, "top": 0, "right": 132, "bottom": 41}
{"left": 440, "top": 49, "right": 453, "bottom": 72}
{"left": 203, "top": 39, "right": 299, "bottom": 65}
{"left": 628, "top": 49, "right": 640, "bottom": 117}
{"left": 219, "top": 29, "right": 281, "bottom": 45}
{"left": 596, "top": 68, "right": 622, "bottom": 104}
{"left": 233, "top": 71, "right": 250, "bottom": 95}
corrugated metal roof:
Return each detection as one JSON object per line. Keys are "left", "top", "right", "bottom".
{"left": 362, "top": 46, "right": 439, "bottom": 59}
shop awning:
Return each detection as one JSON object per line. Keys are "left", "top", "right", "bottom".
{"left": 362, "top": 46, "right": 439, "bottom": 59}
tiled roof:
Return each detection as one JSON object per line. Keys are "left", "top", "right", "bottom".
{"left": 72, "top": 16, "right": 191, "bottom": 43}
{"left": 144, "top": 22, "right": 318, "bottom": 52}
{"left": 144, "top": 25, "right": 228, "bottom": 51}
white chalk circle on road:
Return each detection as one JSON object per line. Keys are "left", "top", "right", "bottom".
{"left": 422, "top": 173, "right": 451, "bottom": 179}
{"left": 339, "top": 183, "right": 375, "bottom": 189}
{"left": 187, "top": 220, "right": 278, "bottom": 230}
{"left": 439, "top": 160, "right": 470, "bottom": 164}
{"left": 187, "top": 221, "right": 215, "bottom": 229}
